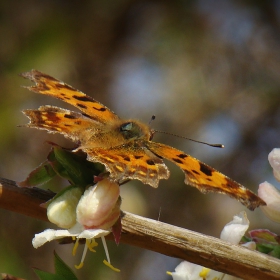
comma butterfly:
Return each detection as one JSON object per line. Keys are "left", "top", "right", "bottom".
{"left": 20, "top": 70, "right": 265, "bottom": 210}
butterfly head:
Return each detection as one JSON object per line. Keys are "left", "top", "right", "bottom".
{"left": 119, "top": 121, "right": 151, "bottom": 141}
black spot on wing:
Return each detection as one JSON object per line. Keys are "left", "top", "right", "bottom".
{"left": 121, "top": 155, "right": 130, "bottom": 162}
{"left": 199, "top": 163, "right": 213, "bottom": 176}
{"left": 64, "top": 114, "right": 77, "bottom": 119}
{"left": 60, "top": 93, "right": 70, "bottom": 100}
{"left": 146, "top": 159, "right": 155, "bottom": 165}
{"left": 37, "top": 83, "right": 50, "bottom": 91}
{"left": 82, "top": 113, "right": 91, "bottom": 119}
{"left": 225, "top": 178, "right": 239, "bottom": 189}
{"left": 73, "top": 95, "right": 95, "bottom": 102}
{"left": 192, "top": 170, "right": 200, "bottom": 175}
{"left": 77, "top": 103, "right": 87, "bottom": 109}
{"left": 173, "top": 158, "right": 183, "bottom": 164}
{"left": 178, "top": 154, "right": 188, "bottom": 159}
{"left": 134, "top": 155, "right": 143, "bottom": 159}
{"left": 55, "top": 83, "right": 76, "bottom": 91}
{"left": 93, "top": 107, "right": 106, "bottom": 112}
{"left": 38, "top": 72, "right": 58, "bottom": 81}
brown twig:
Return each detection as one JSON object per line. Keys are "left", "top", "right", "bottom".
{"left": 0, "top": 177, "right": 280, "bottom": 280}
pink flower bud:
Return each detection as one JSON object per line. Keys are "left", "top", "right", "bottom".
{"left": 268, "top": 148, "right": 280, "bottom": 181}
{"left": 76, "top": 179, "right": 121, "bottom": 229}
{"left": 258, "top": 182, "right": 280, "bottom": 223}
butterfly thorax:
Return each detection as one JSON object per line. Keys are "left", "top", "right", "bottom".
{"left": 78, "top": 119, "right": 151, "bottom": 150}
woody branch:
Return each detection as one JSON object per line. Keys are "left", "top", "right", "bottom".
{"left": 0, "top": 177, "right": 280, "bottom": 280}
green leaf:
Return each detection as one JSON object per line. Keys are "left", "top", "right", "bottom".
{"left": 256, "top": 243, "right": 280, "bottom": 259}
{"left": 270, "top": 245, "right": 280, "bottom": 259}
{"left": 34, "top": 269, "right": 63, "bottom": 280}
{"left": 20, "top": 144, "right": 105, "bottom": 189}
{"left": 241, "top": 235, "right": 251, "bottom": 243}
{"left": 52, "top": 146, "right": 104, "bottom": 185}
{"left": 256, "top": 243, "right": 274, "bottom": 254}
{"left": 18, "top": 160, "right": 56, "bottom": 187}
{"left": 47, "top": 148, "right": 73, "bottom": 182}
{"left": 33, "top": 251, "right": 78, "bottom": 280}
{"left": 54, "top": 251, "right": 78, "bottom": 280}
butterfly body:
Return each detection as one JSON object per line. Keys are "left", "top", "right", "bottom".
{"left": 21, "top": 70, "right": 265, "bottom": 210}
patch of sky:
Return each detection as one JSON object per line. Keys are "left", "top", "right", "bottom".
{"left": 196, "top": 0, "right": 257, "bottom": 47}
{"left": 185, "top": 114, "right": 241, "bottom": 162}
{"left": 109, "top": 56, "right": 170, "bottom": 119}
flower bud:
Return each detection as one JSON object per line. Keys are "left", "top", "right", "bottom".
{"left": 76, "top": 179, "right": 121, "bottom": 229}
{"left": 258, "top": 182, "right": 280, "bottom": 223}
{"left": 47, "top": 186, "right": 83, "bottom": 228}
{"left": 268, "top": 148, "right": 280, "bottom": 181}
{"left": 220, "top": 211, "right": 249, "bottom": 244}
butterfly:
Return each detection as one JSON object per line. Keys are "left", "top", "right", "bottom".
{"left": 20, "top": 70, "right": 265, "bottom": 210}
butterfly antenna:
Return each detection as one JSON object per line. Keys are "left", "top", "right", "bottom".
{"left": 149, "top": 115, "right": 156, "bottom": 125}
{"left": 154, "top": 130, "right": 224, "bottom": 148}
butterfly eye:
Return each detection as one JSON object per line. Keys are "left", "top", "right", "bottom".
{"left": 120, "top": 122, "right": 133, "bottom": 132}
{"left": 120, "top": 122, "right": 134, "bottom": 139}
{"left": 120, "top": 122, "right": 143, "bottom": 140}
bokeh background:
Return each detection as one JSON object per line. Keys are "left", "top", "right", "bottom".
{"left": 1, "top": 0, "right": 280, "bottom": 279}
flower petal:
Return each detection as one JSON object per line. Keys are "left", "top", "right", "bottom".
{"left": 78, "top": 228, "right": 110, "bottom": 239}
{"left": 242, "top": 241, "right": 256, "bottom": 250}
{"left": 268, "top": 149, "right": 280, "bottom": 181}
{"left": 249, "top": 228, "right": 277, "bottom": 244}
{"left": 32, "top": 228, "right": 74, "bottom": 248}
{"left": 220, "top": 211, "right": 249, "bottom": 244}
{"left": 171, "top": 261, "right": 203, "bottom": 280}
{"left": 170, "top": 260, "right": 243, "bottom": 280}
{"left": 32, "top": 225, "right": 109, "bottom": 249}
{"left": 258, "top": 182, "right": 280, "bottom": 223}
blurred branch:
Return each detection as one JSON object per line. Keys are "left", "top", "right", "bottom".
{"left": 1, "top": 178, "right": 280, "bottom": 279}
{"left": 0, "top": 177, "right": 53, "bottom": 221}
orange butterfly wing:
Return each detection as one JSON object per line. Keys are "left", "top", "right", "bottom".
{"left": 23, "top": 106, "right": 101, "bottom": 142}
{"left": 20, "top": 70, "right": 119, "bottom": 124}
{"left": 84, "top": 142, "right": 170, "bottom": 188}
{"left": 146, "top": 141, "right": 265, "bottom": 210}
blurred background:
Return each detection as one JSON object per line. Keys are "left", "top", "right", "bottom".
{"left": 0, "top": 0, "right": 280, "bottom": 279}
